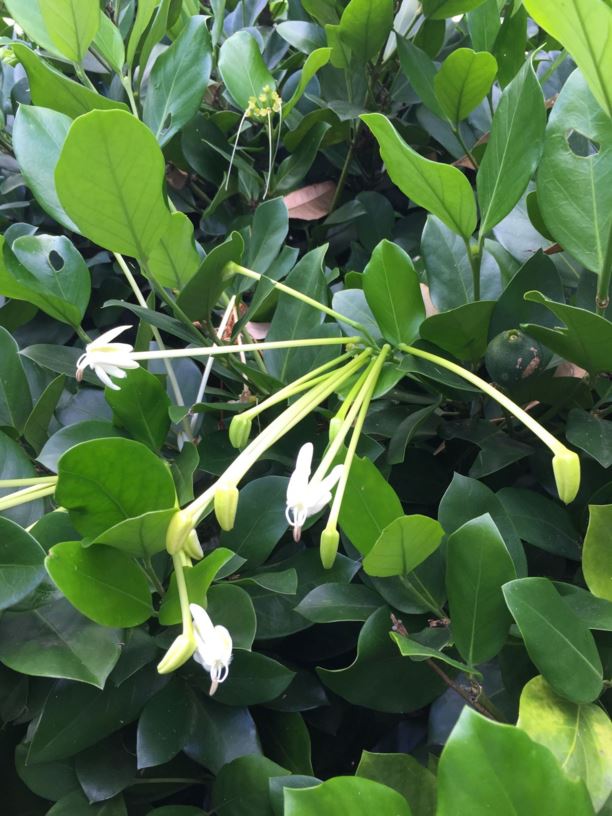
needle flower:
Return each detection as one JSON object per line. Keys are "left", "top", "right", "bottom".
{"left": 76, "top": 325, "right": 138, "bottom": 390}
{"left": 190, "top": 603, "right": 233, "bottom": 695}
{"left": 285, "top": 442, "right": 343, "bottom": 542}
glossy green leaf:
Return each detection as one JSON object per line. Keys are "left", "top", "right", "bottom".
{"left": 497, "top": 488, "right": 580, "bottom": 559}
{"left": 213, "top": 755, "right": 289, "bottom": 816}
{"left": 467, "top": 0, "right": 502, "bottom": 54}
{"left": 362, "top": 240, "right": 425, "bottom": 346}
{"left": 503, "top": 577, "right": 603, "bottom": 704}
{"left": 420, "top": 301, "right": 495, "bottom": 361}
{"left": 38, "top": 420, "right": 125, "bottom": 472}
{"left": 566, "top": 409, "right": 612, "bottom": 468}
{"left": 137, "top": 679, "right": 194, "bottom": 769}
{"left": 524, "top": 0, "right": 612, "bottom": 117}
{"left": 0, "top": 430, "right": 45, "bottom": 527}
{"left": 434, "top": 48, "right": 497, "bottom": 125}
{"left": 518, "top": 675, "right": 612, "bottom": 810}
{"left": 215, "top": 650, "right": 295, "bottom": 706}
{"left": 438, "top": 707, "right": 596, "bottom": 816}
{"left": 56, "top": 110, "right": 172, "bottom": 260}
{"left": 0, "top": 598, "right": 121, "bottom": 688}
{"left": 423, "top": 0, "right": 488, "bottom": 18}
{"left": 285, "top": 776, "right": 412, "bottom": 816}
{"left": 104, "top": 367, "right": 170, "bottom": 450}
{"left": 12, "top": 44, "right": 127, "bottom": 119}
{"left": 12, "top": 105, "right": 78, "bottom": 231}
{"left": 207, "top": 583, "right": 257, "bottom": 650}
{"left": 362, "top": 113, "right": 477, "bottom": 238}
{"left": 536, "top": 69, "right": 612, "bottom": 276}
{"left": 143, "top": 16, "right": 212, "bottom": 146}
{"left": 477, "top": 59, "right": 546, "bottom": 235}
{"left": 363, "top": 515, "right": 443, "bottom": 577}
{"left": 177, "top": 231, "right": 243, "bottom": 320}
{"left": 218, "top": 31, "right": 276, "bottom": 110}
{"left": 1, "top": 233, "right": 90, "bottom": 326}
{"left": 93, "top": 11, "right": 125, "bottom": 74}
{"left": 24, "top": 374, "right": 66, "bottom": 454}
{"left": 158, "top": 547, "right": 236, "bottom": 625}
{"left": 91, "top": 508, "right": 176, "bottom": 558}
{"left": 356, "top": 751, "right": 436, "bottom": 816}
{"left": 47, "top": 791, "right": 127, "bottom": 815}
{"left": 446, "top": 514, "right": 515, "bottom": 666}
{"left": 583, "top": 505, "right": 612, "bottom": 602}
{"left": 56, "top": 438, "right": 176, "bottom": 538}
{"left": 295, "top": 583, "right": 382, "bottom": 623}
{"left": 39, "top": 0, "right": 99, "bottom": 63}
{"left": 318, "top": 607, "right": 446, "bottom": 713}
{"left": 3, "top": 0, "right": 61, "bottom": 53}
{"left": 0, "top": 325, "right": 32, "bottom": 433}
{"left": 522, "top": 292, "right": 612, "bottom": 374}
{"left": 46, "top": 542, "right": 153, "bottom": 627}
{"left": 391, "top": 632, "right": 479, "bottom": 676}
{"left": 338, "top": 455, "right": 403, "bottom": 556}
{"left": 0, "top": 517, "right": 46, "bottom": 610}
{"left": 284, "top": 48, "right": 331, "bottom": 116}
{"left": 257, "top": 710, "right": 313, "bottom": 776}
{"left": 397, "top": 37, "right": 444, "bottom": 118}
{"left": 126, "top": 0, "right": 157, "bottom": 67}
{"left": 337, "top": 0, "right": 393, "bottom": 63}
{"left": 146, "top": 211, "right": 200, "bottom": 289}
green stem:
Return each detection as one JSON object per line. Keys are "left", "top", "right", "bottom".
{"left": 465, "top": 237, "right": 482, "bottom": 301}
{"left": 121, "top": 74, "right": 139, "bottom": 117}
{"left": 454, "top": 127, "right": 479, "bottom": 170}
{"left": 399, "top": 574, "right": 447, "bottom": 619}
{"left": 228, "top": 262, "right": 377, "bottom": 346}
{"left": 399, "top": 343, "right": 564, "bottom": 454}
{"left": 0, "top": 476, "right": 57, "bottom": 488}
{"left": 141, "top": 557, "right": 165, "bottom": 597}
{"left": 75, "top": 324, "right": 93, "bottom": 343}
{"left": 330, "top": 122, "right": 360, "bottom": 213}
{"left": 172, "top": 552, "right": 193, "bottom": 635}
{"left": 596, "top": 232, "right": 612, "bottom": 315}
{"left": 131, "top": 336, "right": 361, "bottom": 361}
{"left": 539, "top": 49, "right": 568, "bottom": 87}
{"left": 73, "top": 62, "right": 96, "bottom": 91}
{"left": 0, "top": 484, "right": 56, "bottom": 511}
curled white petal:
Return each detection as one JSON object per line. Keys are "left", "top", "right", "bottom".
{"left": 190, "top": 603, "right": 233, "bottom": 695}
{"left": 285, "top": 445, "right": 343, "bottom": 540}
{"left": 75, "top": 325, "right": 138, "bottom": 390}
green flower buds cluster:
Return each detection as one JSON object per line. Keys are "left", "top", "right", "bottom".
{"left": 245, "top": 85, "right": 282, "bottom": 121}
{"left": 229, "top": 413, "right": 253, "bottom": 449}
{"left": 214, "top": 484, "right": 239, "bottom": 531}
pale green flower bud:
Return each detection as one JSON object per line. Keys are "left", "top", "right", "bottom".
{"left": 328, "top": 417, "right": 343, "bottom": 443}
{"left": 157, "top": 631, "right": 196, "bottom": 674}
{"left": 166, "top": 509, "right": 195, "bottom": 555}
{"left": 214, "top": 485, "right": 239, "bottom": 531}
{"left": 552, "top": 449, "right": 581, "bottom": 504}
{"left": 184, "top": 529, "right": 203, "bottom": 560}
{"left": 320, "top": 526, "right": 340, "bottom": 569}
{"left": 229, "top": 413, "right": 252, "bottom": 449}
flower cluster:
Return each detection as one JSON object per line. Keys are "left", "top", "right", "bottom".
{"left": 245, "top": 84, "right": 282, "bottom": 120}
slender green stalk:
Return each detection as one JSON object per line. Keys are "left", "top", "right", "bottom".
{"left": 227, "top": 262, "right": 377, "bottom": 345}
{"left": 465, "top": 237, "right": 483, "bottom": 301}
{"left": 172, "top": 552, "right": 194, "bottom": 636}
{"left": 0, "top": 476, "right": 57, "bottom": 488}
{"left": 454, "top": 127, "right": 479, "bottom": 170}
{"left": 73, "top": 62, "right": 96, "bottom": 91}
{"left": 121, "top": 74, "right": 139, "bottom": 117}
{"left": 131, "top": 336, "right": 361, "bottom": 361}
{"left": 0, "top": 484, "right": 56, "bottom": 511}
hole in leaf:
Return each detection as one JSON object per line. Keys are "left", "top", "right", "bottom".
{"left": 566, "top": 129, "right": 600, "bottom": 157}
{"left": 48, "top": 250, "right": 64, "bottom": 271}
{"left": 161, "top": 113, "right": 172, "bottom": 134}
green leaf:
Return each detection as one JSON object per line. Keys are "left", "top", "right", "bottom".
{"left": 24, "top": 374, "right": 66, "bottom": 454}
{"left": 0, "top": 517, "right": 46, "bottom": 610}
{"left": 397, "top": 37, "right": 444, "bottom": 118}
{"left": 437, "top": 708, "right": 596, "bottom": 816}
{"left": 362, "top": 240, "right": 425, "bottom": 346}
{"left": 214, "top": 650, "right": 295, "bottom": 706}
{"left": 12, "top": 44, "right": 128, "bottom": 119}
{"left": 285, "top": 776, "right": 412, "bottom": 816}
{"left": 126, "top": 0, "right": 158, "bottom": 67}
{"left": 517, "top": 675, "right": 612, "bottom": 810}
{"left": 213, "top": 755, "right": 289, "bottom": 816}
{"left": 363, "top": 515, "right": 444, "bottom": 577}
{"left": 207, "top": 583, "right": 257, "bottom": 650}
{"left": 38, "top": 420, "right": 125, "bottom": 472}
{"left": 477, "top": 59, "right": 546, "bottom": 235}
{"left": 284, "top": 48, "right": 331, "bottom": 116}
{"left": 468, "top": 1, "right": 502, "bottom": 55}
{"left": 0, "top": 430, "right": 45, "bottom": 527}
{"left": 257, "top": 710, "right": 313, "bottom": 776}
{"left": 3, "top": 0, "right": 61, "bottom": 54}
{"left": 536, "top": 69, "right": 612, "bottom": 276}
{"left": 318, "top": 607, "right": 447, "bottom": 713}
{"left": 146, "top": 211, "right": 200, "bottom": 289}
{"left": 566, "top": 409, "right": 612, "bottom": 468}
{"left": 28, "top": 664, "right": 165, "bottom": 762}
{"left": 137, "top": 679, "right": 194, "bottom": 769}
{"left": 522, "top": 292, "right": 612, "bottom": 375}
{"left": 555, "top": 584, "right": 612, "bottom": 632}
{"left": 39, "top": 0, "right": 99, "bottom": 63}
{"left": 55, "top": 109, "right": 172, "bottom": 260}
{"left": 143, "top": 15, "right": 212, "bottom": 146}
{"left": 524, "top": 0, "right": 612, "bottom": 117}
{"left": 0, "top": 325, "right": 32, "bottom": 433}
{"left": 105, "top": 367, "right": 170, "bottom": 450}
{"left": 220, "top": 476, "right": 289, "bottom": 569}
{"left": 91, "top": 508, "right": 176, "bottom": 558}
{"left": 420, "top": 301, "right": 495, "bottom": 362}
{"left": 177, "top": 231, "right": 243, "bottom": 320}
{"left": 158, "top": 547, "right": 236, "bottom": 625}
{"left": 391, "top": 632, "right": 480, "bottom": 676}
{"left": 497, "top": 488, "right": 580, "bottom": 560}
{"left": 423, "top": 0, "right": 488, "bottom": 19}
{"left": 337, "top": 0, "right": 394, "bottom": 63}
{"left": 503, "top": 577, "right": 604, "bottom": 704}
{"left": 295, "top": 583, "right": 382, "bottom": 623}
{"left": 247, "top": 198, "right": 289, "bottom": 274}
{"left": 362, "top": 113, "right": 477, "bottom": 238}
{"left": 1, "top": 233, "right": 91, "bottom": 326}
{"left": 219, "top": 31, "right": 276, "bottom": 110}
{"left": 94, "top": 11, "right": 125, "bottom": 74}
{"left": 45, "top": 542, "right": 153, "bottom": 627}
{"left": 356, "top": 751, "right": 436, "bottom": 816}
{"left": 47, "top": 791, "right": 127, "bottom": 815}
{"left": 338, "top": 455, "right": 403, "bottom": 556}
{"left": 56, "top": 438, "right": 176, "bottom": 538}
{"left": 12, "top": 105, "right": 78, "bottom": 231}
{"left": 434, "top": 47, "right": 497, "bottom": 126}
{"left": 583, "top": 505, "right": 612, "bottom": 602}
{"left": 446, "top": 514, "right": 516, "bottom": 666}
{"left": 0, "top": 598, "right": 121, "bottom": 688}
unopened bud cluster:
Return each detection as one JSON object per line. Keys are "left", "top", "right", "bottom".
{"left": 245, "top": 85, "right": 282, "bottom": 120}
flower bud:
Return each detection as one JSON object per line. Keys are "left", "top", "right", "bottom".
{"left": 166, "top": 509, "right": 195, "bottom": 555}
{"left": 214, "top": 485, "right": 239, "bottom": 531}
{"left": 328, "top": 417, "right": 343, "bottom": 443}
{"left": 552, "top": 449, "right": 581, "bottom": 504}
{"left": 184, "top": 529, "right": 203, "bottom": 560}
{"left": 229, "top": 413, "right": 252, "bottom": 449}
{"left": 157, "top": 632, "right": 196, "bottom": 674}
{"left": 320, "top": 526, "right": 340, "bottom": 569}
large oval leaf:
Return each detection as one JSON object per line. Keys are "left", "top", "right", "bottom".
{"left": 218, "top": 31, "right": 275, "bottom": 110}
{"left": 0, "top": 517, "right": 46, "bottom": 610}
{"left": 285, "top": 776, "right": 412, "bottom": 816}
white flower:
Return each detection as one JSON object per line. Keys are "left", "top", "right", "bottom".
{"left": 189, "top": 603, "right": 233, "bottom": 695}
{"left": 76, "top": 325, "right": 139, "bottom": 390}
{"left": 285, "top": 442, "right": 343, "bottom": 542}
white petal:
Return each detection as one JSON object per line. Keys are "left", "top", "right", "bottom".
{"left": 190, "top": 603, "right": 215, "bottom": 640}
{"left": 305, "top": 486, "right": 332, "bottom": 517}
{"left": 102, "top": 364, "right": 129, "bottom": 379}
{"left": 212, "top": 625, "right": 233, "bottom": 664}
{"left": 286, "top": 442, "right": 313, "bottom": 505}
{"left": 295, "top": 442, "right": 314, "bottom": 474}
{"left": 89, "top": 325, "right": 132, "bottom": 347}
{"left": 319, "top": 464, "right": 344, "bottom": 494}
{"left": 94, "top": 365, "right": 119, "bottom": 390}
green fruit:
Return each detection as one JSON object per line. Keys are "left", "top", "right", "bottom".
{"left": 485, "top": 330, "right": 550, "bottom": 385}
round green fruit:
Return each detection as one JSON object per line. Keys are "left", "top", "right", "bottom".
{"left": 485, "top": 330, "right": 550, "bottom": 385}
